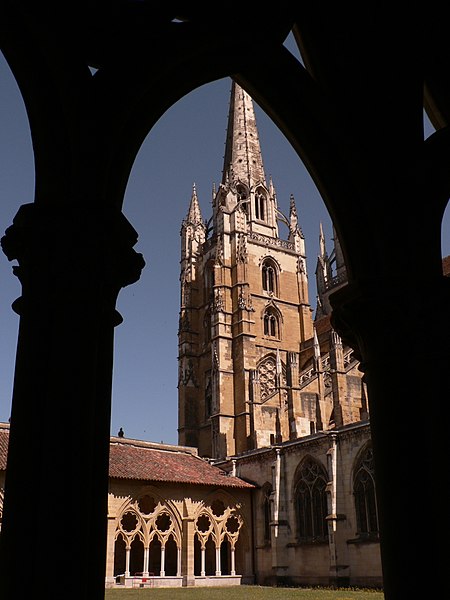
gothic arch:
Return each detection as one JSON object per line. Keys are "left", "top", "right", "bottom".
{"left": 192, "top": 489, "right": 245, "bottom": 576}
{"left": 260, "top": 256, "right": 281, "bottom": 296}
{"left": 261, "top": 301, "right": 283, "bottom": 339}
{"left": 259, "top": 255, "right": 282, "bottom": 271}
{"left": 292, "top": 455, "right": 329, "bottom": 542}
{"left": 352, "top": 442, "right": 378, "bottom": 538}
{"left": 115, "top": 488, "right": 182, "bottom": 548}
{"left": 253, "top": 185, "right": 268, "bottom": 221}
{"left": 259, "top": 481, "right": 273, "bottom": 545}
{"left": 114, "top": 488, "right": 182, "bottom": 578}
{"left": 1, "top": 10, "right": 449, "bottom": 599}
{"left": 236, "top": 181, "right": 250, "bottom": 207}
{"left": 116, "top": 507, "right": 145, "bottom": 542}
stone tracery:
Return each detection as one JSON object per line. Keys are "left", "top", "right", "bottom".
{"left": 194, "top": 497, "right": 243, "bottom": 577}
{"left": 112, "top": 490, "right": 245, "bottom": 584}
{"left": 114, "top": 494, "right": 181, "bottom": 579}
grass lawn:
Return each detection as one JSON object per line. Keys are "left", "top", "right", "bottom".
{"left": 105, "top": 586, "right": 384, "bottom": 600}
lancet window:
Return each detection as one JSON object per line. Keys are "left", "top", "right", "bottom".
{"left": 261, "top": 258, "right": 278, "bottom": 295}
{"left": 255, "top": 190, "right": 266, "bottom": 221}
{"left": 353, "top": 444, "right": 378, "bottom": 537}
{"left": 294, "top": 458, "right": 329, "bottom": 542}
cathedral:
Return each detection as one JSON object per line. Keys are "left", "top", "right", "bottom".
{"left": 176, "top": 81, "right": 380, "bottom": 587}
{"left": 0, "top": 81, "right": 382, "bottom": 589}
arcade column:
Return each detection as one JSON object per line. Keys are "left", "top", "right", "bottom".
{"left": 0, "top": 202, "right": 144, "bottom": 599}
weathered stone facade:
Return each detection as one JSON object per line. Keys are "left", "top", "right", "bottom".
{"left": 178, "top": 82, "right": 368, "bottom": 462}
{"left": 177, "top": 81, "right": 382, "bottom": 587}
{"left": 217, "top": 422, "right": 381, "bottom": 587}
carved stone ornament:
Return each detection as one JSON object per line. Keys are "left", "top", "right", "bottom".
{"left": 179, "top": 358, "right": 199, "bottom": 387}
{"left": 238, "top": 288, "right": 254, "bottom": 311}
{"left": 215, "top": 235, "right": 224, "bottom": 265}
{"left": 297, "top": 256, "right": 306, "bottom": 274}
{"left": 236, "top": 233, "right": 248, "bottom": 263}
{"left": 213, "top": 287, "right": 224, "bottom": 312}
{"left": 212, "top": 341, "right": 220, "bottom": 372}
{"left": 1, "top": 203, "right": 146, "bottom": 312}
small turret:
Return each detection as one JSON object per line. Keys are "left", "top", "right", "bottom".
{"left": 315, "top": 222, "right": 347, "bottom": 319}
{"left": 288, "top": 194, "right": 306, "bottom": 255}
{"left": 180, "top": 184, "right": 206, "bottom": 262}
{"left": 180, "top": 184, "right": 207, "bottom": 309}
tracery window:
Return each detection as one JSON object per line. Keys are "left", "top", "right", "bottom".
{"left": 353, "top": 444, "right": 379, "bottom": 537}
{"left": 261, "top": 258, "right": 278, "bottom": 295}
{"left": 294, "top": 458, "right": 329, "bottom": 542}
{"left": 258, "top": 356, "right": 277, "bottom": 401}
{"left": 114, "top": 494, "right": 181, "bottom": 578}
{"left": 194, "top": 499, "right": 243, "bottom": 577}
{"left": 263, "top": 307, "right": 279, "bottom": 337}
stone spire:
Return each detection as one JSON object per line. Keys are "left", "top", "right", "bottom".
{"left": 222, "top": 81, "right": 266, "bottom": 188}
{"left": 185, "top": 183, "right": 203, "bottom": 225}
{"left": 180, "top": 183, "right": 206, "bottom": 263}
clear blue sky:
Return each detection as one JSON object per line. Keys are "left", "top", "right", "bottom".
{"left": 0, "top": 41, "right": 444, "bottom": 444}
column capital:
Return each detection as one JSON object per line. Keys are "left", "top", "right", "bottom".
{"left": 1, "top": 202, "right": 145, "bottom": 319}
{"left": 329, "top": 277, "right": 450, "bottom": 370}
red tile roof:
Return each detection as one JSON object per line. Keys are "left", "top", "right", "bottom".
{"left": 109, "top": 438, "right": 254, "bottom": 488}
{"left": 0, "top": 425, "right": 8, "bottom": 470}
{"left": 0, "top": 424, "right": 254, "bottom": 489}
{"left": 443, "top": 255, "right": 450, "bottom": 277}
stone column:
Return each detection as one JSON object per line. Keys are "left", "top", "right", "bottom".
{"left": 105, "top": 516, "right": 118, "bottom": 586}
{"left": 160, "top": 545, "right": 166, "bottom": 577}
{"left": 143, "top": 547, "right": 149, "bottom": 577}
{"left": 0, "top": 203, "right": 144, "bottom": 598}
{"left": 215, "top": 545, "right": 221, "bottom": 576}
{"left": 330, "top": 279, "right": 450, "bottom": 598}
{"left": 177, "top": 547, "right": 182, "bottom": 577}
{"left": 200, "top": 545, "right": 206, "bottom": 577}
{"left": 326, "top": 433, "right": 349, "bottom": 586}
{"left": 230, "top": 545, "right": 236, "bottom": 576}
{"left": 125, "top": 547, "right": 131, "bottom": 577}
{"left": 181, "top": 516, "right": 195, "bottom": 586}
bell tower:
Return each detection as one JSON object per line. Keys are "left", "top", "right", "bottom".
{"left": 178, "top": 81, "right": 315, "bottom": 459}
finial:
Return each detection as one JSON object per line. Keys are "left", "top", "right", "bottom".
{"left": 319, "top": 222, "right": 327, "bottom": 256}
{"left": 313, "top": 328, "right": 321, "bottom": 360}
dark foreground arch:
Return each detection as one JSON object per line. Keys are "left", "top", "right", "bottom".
{"left": 0, "top": 4, "right": 448, "bottom": 599}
